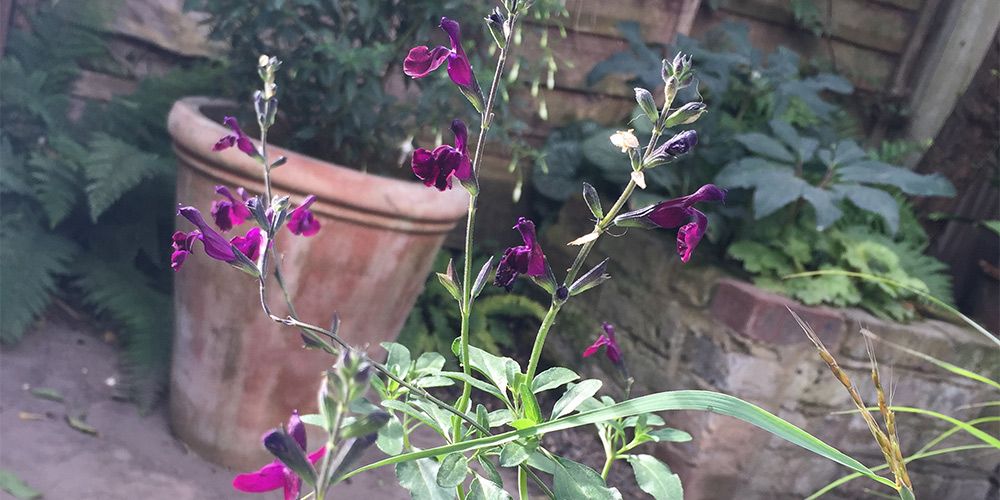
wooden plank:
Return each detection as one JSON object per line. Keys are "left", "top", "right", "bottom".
{"left": 555, "top": 0, "right": 695, "bottom": 43}
{"left": 518, "top": 26, "right": 636, "bottom": 98}
{"left": 691, "top": 12, "right": 897, "bottom": 91}
{"left": 720, "top": 0, "right": 915, "bottom": 54}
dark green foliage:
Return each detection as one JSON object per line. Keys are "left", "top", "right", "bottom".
{"left": 186, "top": 0, "right": 566, "bottom": 173}
{"left": 0, "top": 1, "right": 219, "bottom": 408}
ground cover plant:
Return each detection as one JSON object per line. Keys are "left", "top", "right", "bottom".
{"left": 168, "top": 1, "right": 991, "bottom": 498}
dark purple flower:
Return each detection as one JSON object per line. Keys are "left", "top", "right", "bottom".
{"left": 411, "top": 120, "right": 472, "bottom": 191}
{"left": 232, "top": 411, "right": 324, "bottom": 500}
{"left": 178, "top": 206, "right": 237, "bottom": 263}
{"left": 287, "top": 195, "right": 321, "bottom": 236}
{"left": 170, "top": 230, "right": 201, "bottom": 272}
{"left": 403, "top": 18, "right": 482, "bottom": 105}
{"left": 231, "top": 227, "right": 263, "bottom": 261}
{"left": 213, "top": 116, "right": 259, "bottom": 159}
{"left": 583, "top": 322, "right": 623, "bottom": 365}
{"left": 613, "top": 184, "right": 726, "bottom": 263}
{"left": 493, "top": 217, "right": 547, "bottom": 290}
{"left": 211, "top": 185, "right": 253, "bottom": 232}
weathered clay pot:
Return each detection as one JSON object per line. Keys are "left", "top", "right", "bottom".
{"left": 167, "top": 97, "right": 468, "bottom": 469}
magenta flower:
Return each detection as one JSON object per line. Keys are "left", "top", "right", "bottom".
{"left": 493, "top": 217, "right": 547, "bottom": 291}
{"left": 614, "top": 184, "right": 726, "bottom": 263}
{"left": 412, "top": 119, "right": 472, "bottom": 191}
{"left": 403, "top": 17, "right": 483, "bottom": 109}
{"left": 583, "top": 322, "right": 623, "bottom": 365}
{"left": 287, "top": 195, "right": 321, "bottom": 236}
{"left": 211, "top": 185, "right": 253, "bottom": 232}
{"left": 231, "top": 227, "right": 263, "bottom": 261}
{"left": 170, "top": 230, "right": 201, "bottom": 272}
{"left": 213, "top": 116, "right": 259, "bottom": 158}
{"left": 233, "top": 411, "right": 324, "bottom": 500}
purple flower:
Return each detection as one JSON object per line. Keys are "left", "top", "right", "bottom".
{"left": 403, "top": 18, "right": 482, "bottom": 107}
{"left": 170, "top": 230, "right": 201, "bottom": 272}
{"left": 213, "top": 116, "right": 259, "bottom": 158}
{"left": 287, "top": 195, "right": 321, "bottom": 236}
{"left": 493, "top": 217, "right": 547, "bottom": 290}
{"left": 178, "top": 206, "right": 237, "bottom": 263}
{"left": 583, "top": 322, "right": 623, "bottom": 365}
{"left": 231, "top": 227, "right": 263, "bottom": 261}
{"left": 411, "top": 120, "right": 472, "bottom": 191}
{"left": 211, "top": 185, "right": 253, "bottom": 232}
{"left": 233, "top": 411, "right": 324, "bottom": 500}
{"left": 613, "top": 184, "right": 726, "bottom": 263}
{"left": 654, "top": 130, "right": 698, "bottom": 158}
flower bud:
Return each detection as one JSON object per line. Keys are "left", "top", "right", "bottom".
{"left": 662, "top": 102, "right": 707, "bottom": 128}
{"left": 485, "top": 8, "right": 508, "bottom": 48}
{"left": 263, "top": 429, "right": 316, "bottom": 486}
{"left": 634, "top": 87, "right": 658, "bottom": 122}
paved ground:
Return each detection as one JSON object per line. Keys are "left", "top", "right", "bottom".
{"left": 0, "top": 316, "right": 411, "bottom": 500}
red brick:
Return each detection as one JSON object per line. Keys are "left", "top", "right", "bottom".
{"left": 710, "top": 279, "right": 846, "bottom": 347}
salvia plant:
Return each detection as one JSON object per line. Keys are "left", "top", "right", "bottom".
{"left": 172, "top": 2, "right": 920, "bottom": 498}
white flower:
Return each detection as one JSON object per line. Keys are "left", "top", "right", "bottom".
{"left": 610, "top": 129, "right": 639, "bottom": 153}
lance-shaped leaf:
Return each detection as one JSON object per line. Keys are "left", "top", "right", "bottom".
{"left": 568, "top": 258, "right": 610, "bottom": 296}
{"left": 436, "top": 452, "right": 470, "bottom": 488}
{"left": 341, "top": 410, "right": 390, "bottom": 439}
{"left": 582, "top": 182, "right": 603, "bottom": 219}
{"left": 471, "top": 256, "right": 494, "bottom": 300}
{"left": 263, "top": 429, "right": 316, "bottom": 487}
{"left": 527, "top": 261, "right": 558, "bottom": 295}
{"left": 331, "top": 433, "right": 380, "bottom": 483}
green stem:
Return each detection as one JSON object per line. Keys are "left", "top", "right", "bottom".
{"left": 525, "top": 303, "right": 559, "bottom": 381}
{"left": 518, "top": 466, "right": 529, "bottom": 500}
{"left": 600, "top": 452, "right": 615, "bottom": 481}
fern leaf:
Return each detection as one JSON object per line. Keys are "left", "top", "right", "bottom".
{"left": 81, "top": 133, "right": 170, "bottom": 221}
{"left": 0, "top": 215, "right": 78, "bottom": 342}
{"left": 27, "top": 149, "right": 81, "bottom": 227}
{"left": 73, "top": 257, "right": 172, "bottom": 411}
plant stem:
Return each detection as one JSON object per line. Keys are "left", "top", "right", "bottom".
{"left": 518, "top": 466, "right": 529, "bottom": 500}
{"left": 454, "top": 11, "right": 518, "bottom": 443}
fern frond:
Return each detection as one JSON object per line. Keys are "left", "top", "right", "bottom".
{"left": 73, "top": 257, "right": 172, "bottom": 411}
{"left": 81, "top": 133, "right": 170, "bottom": 221}
{"left": 0, "top": 214, "right": 78, "bottom": 342}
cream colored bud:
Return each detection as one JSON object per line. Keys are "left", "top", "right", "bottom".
{"left": 258, "top": 54, "right": 270, "bottom": 67}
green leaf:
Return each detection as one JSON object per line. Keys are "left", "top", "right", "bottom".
{"left": 531, "top": 367, "right": 579, "bottom": 393}
{"left": 436, "top": 453, "right": 469, "bottom": 488}
{"left": 477, "top": 456, "right": 503, "bottom": 486}
{"left": 345, "top": 391, "right": 897, "bottom": 491}
{"left": 377, "top": 414, "right": 405, "bottom": 456}
{"left": 837, "top": 160, "right": 955, "bottom": 197}
{"left": 835, "top": 184, "right": 899, "bottom": 234}
{"left": 715, "top": 157, "right": 794, "bottom": 189}
{"left": 468, "top": 474, "right": 512, "bottom": 500}
{"left": 451, "top": 341, "right": 519, "bottom": 397}
{"left": 801, "top": 186, "right": 843, "bottom": 230}
{"left": 753, "top": 175, "right": 809, "bottom": 219}
{"left": 734, "top": 132, "right": 796, "bottom": 163}
{"left": 499, "top": 441, "right": 534, "bottom": 467}
{"left": 471, "top": 256, "right": 494, "bottom": 300}
{"left": 81, "top": 133, "right": 168, "bottom": 221}
{"left": 648, "top": 428, "right": 693, "bottom": 443}
{"left": 553, "top": 455, "right": 616, "bottom": 500}
{"left": 0, "top": 469, "right": 41, "bottom": 499}
{"left": 440, "top": 372, "right": 508, "bottom": 403}
{"left": 27, "top": 149, "right": 80, "bottom": 227}
{"left": 381, "top": 342, "right": 412, "bottom": 379}
{"left": 582, "top": 182, "right": 603, "bottom": 219}
{"left": 551, "top": 379, "right": 603, "bottom": 419}
{"left": 396, "top": 458, "right": 455, "bottom": 500}
{"left": 29, "top": 387, "right": 64, "bottom": 402}
{"left": 628, "top": 455, "right": 683, "bottom": 500}
{"left": 436, "top": 272, "right": 461, "bottom": 303}
{"left": 414, "top": 352, "right": 447, "bottom": 377}
{"left": 982, "top": 220, "right": 1000, "bottom": 236}
{"left": 520, "top": 383, "right": 542, "bottom": 423}
{"left": 0, "top": 217, "right": 77, "bottom": 343}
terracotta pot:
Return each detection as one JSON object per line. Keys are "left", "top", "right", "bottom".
{"left": 167, "top": 97, "right": 468, "bottom": 469}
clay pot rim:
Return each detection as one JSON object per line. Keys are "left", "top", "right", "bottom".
{"left": 168, "top": 96, "right": 469, "bottom": 225}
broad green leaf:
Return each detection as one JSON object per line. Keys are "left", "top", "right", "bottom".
{"left": 436, "top": 453, "right": 469, "bottom": 488}
{"left": 381, "top": 342, "right": 411, "bottom": 379}
{"left": 628, "top": 454, "right": 683, "bottom": 500}
{"left": 396, "top": 458, "right": 454, "bottom": 500}
{"left": 488, "top": 409, "right": 514, "bottom": 428}
{"left": 499, "top": 441, "right": 534, "bottom": 467}
{"left": 715, "top": 157, "right": 794, "bottom": 189}
{"left": 752, "top": 175, "right": 809, "bottom": 219}
{"left": 520, "top": 383, "right": 541, "bottom": 423}
{"left": 551, "top": 380, "right": 603, "bottom": 419}
{"left": 801, "top": 186, "right": 843, "bottom": 230}
{"left": 377, "top": 414, "right": 404, "bottom": 456}
{"left": 415, "top": 376, "right": 455, "bottom": 388}
{"left": 382, "top": 400, "right": 444, "bottom": 436}
{"left": 835, "top": 184, "right": 900, "bottom": 234}
{"left": 768, "top": 119, "right": 800, "bottom": 152}
{"left": 477, "top": 456, "right": 503, "bottom": 486}
{"left": 649, "top": 428, "right": 693, "bottom": 443}
{"left": 531, "top": 367, "right": 579, "bottom": 393}
{"left": 468, "top": 474, "right": 512, "bottom": 500}
{"left": 818, "top": 139, "right": 867, "bottom": 167}
{"left": 299, "top": 414, "right": 323, "bottom": 427}
{"left": 0, "top": 469, "right": 41, "bottom": 500}
{"left": 414, "top": 352, "right": 447, "bottom": 377}
{"left": 734, "top": 132, "right": 796, "bottom": 163}
{"left": 837, "top": 160, "right": 954, "bottom": 196}
{"left": 441, "top": 372, "right": 507, "bottom": 403}
{"left": 411, "top": 400, "right": 454, "bottom": 439}
{"left": 553, "top": 456, "right": 616, "bottom": 500}
{"left": 344, "top": 390, "right": 897, "bottom": 491}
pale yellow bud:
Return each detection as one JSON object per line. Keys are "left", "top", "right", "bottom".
{"left": 610, "top": 129, "right": 639, "bottom": 153}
